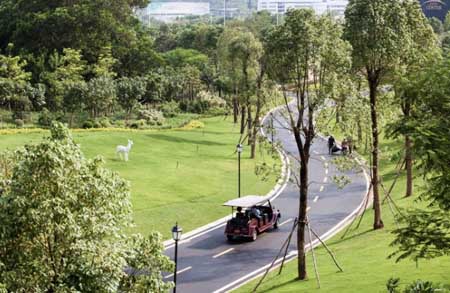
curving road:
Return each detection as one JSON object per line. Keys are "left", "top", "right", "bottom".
{"left": 163, "top": 107, "right": 368, "bottom": 293}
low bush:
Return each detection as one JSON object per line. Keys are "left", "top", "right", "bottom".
{"left": 82, "top": 120, "right": 94, "bottom": 129}
{"left": 37, "top": 109, "right": 53, "bottom": 127}
{"left": 159, "top": 101, "right": 180, "bottom": 118}
{"left": 183, "top": 120, "right": 205, "bottom": 130}
{"left": 97, "top": 117, "right": 111, "bottom": 128}
{"left": 14, "top": 119, "right": 24, "bottom": 128}
{"left": 129, "top": 119, "right": 147, "bottom": 129}
{"left": 179, "top": 100, "right": 210, "bottom": 114}
{"left": 138, "top": 109, "right": 165, "bottom": 126}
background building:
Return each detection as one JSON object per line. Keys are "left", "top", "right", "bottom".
{"left": 138, "top": 2, "right": 210, "bottom": 23}
{"left": 257, "top": 0, "right": 348, "bottom": 16}
{"left": 420, "top": 0, "right": 450, "bottom": 21}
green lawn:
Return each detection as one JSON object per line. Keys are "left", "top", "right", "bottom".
{"left": 235, "top": 138, "right": 450, "bottom": 292}
{"left": 0, "top": 116, "right": 279, "bottom": 239}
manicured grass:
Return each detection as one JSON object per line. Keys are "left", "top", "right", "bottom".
{"left": 235, "top": 138, "right": 450, "bottom": 292}
{"left": 0, "top": 116, "right": 279, "bottom": 239}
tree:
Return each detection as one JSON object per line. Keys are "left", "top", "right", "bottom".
{"left": 0, "top": 0, "right": 150, "bottom": 63}
{"left": 227, "top": 29, "right": 263, "bottom": 156}
{"left": 218, "top": 26, "right": 263, "bottom": 152}
{"left": 389, "top": 57, "right": 450, "bottom": 263}
{"left": 389, "top": 0, "right": 439, "bottom": 198}
{"left": 92, "top": 46, "right": 117, "bottom": 79}
{"left": 0, "top": 53, "right": 33, "bottom": 115}
{"left": 0, "top": 122, "right": 173, "bottom": 291}
{"left": 44, "top": 48, "right": 86, "bottom": 111}
{"left": 62, "top": 81, "right": 87, "bottom": 127}
{"left": 265, "top": 9, "right": 351, "bottom": 279}
{"left": 428, "top": 17, "right": 444, "bottom": 35}
{"left": 84, "top": 76, "right": 116, "bottom": 118}
{"left": 444, "top": 11, "right": 450, "bottom": 32}
{"left": 344, "top": 0, "right": 410, "bottom": 229}
{"left": 164, "top": 48, "right": 209, "bottom": 70}
{"left": 116, "top": 77, "right": 146, "bottom": 120}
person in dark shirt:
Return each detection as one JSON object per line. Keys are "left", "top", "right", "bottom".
{"left": 328, "top": 135, "right": 335, "bottom": 154}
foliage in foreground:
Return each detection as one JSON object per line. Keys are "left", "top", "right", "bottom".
{"left": 389, "top": 56, "right": 450, "bottom": 263}
{"left": 0, "top": 122, "right": 173, "bottom": 292}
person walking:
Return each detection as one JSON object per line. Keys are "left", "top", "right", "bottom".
{"left": 328, "top": 135, "right": 335, "bottom": 155}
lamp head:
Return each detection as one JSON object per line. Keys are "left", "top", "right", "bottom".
{"left": 172, "top": 223, "right": 183, "bottom": 241}
{"left": 236, "top": 144, "right": 243, "bottom": 153}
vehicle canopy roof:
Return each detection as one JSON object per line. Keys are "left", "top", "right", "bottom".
{"left": 223, "top": 195, "right": 271, "bottom": 208}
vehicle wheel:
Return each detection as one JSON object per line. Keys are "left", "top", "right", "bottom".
{"left": 227, "top": 235, "right": 234, "bottom": 241}
{"left": 251, "top": 230, "right": 257, "bottom": 241}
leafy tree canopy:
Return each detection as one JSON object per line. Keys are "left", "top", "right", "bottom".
{"left": 0, "top": 122, "right": 173, "bottom": 291}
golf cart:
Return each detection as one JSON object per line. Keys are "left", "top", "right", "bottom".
{"left": 223, "top": 195, "right": 281, "bottom": 241}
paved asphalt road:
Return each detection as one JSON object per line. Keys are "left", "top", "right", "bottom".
{"left": 164, "top": 108, "right": 368, "bottom": 293}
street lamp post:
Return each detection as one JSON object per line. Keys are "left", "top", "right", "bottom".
{"left": 236, "top": 144, "right": 243, "bottom": 198}
{"left": 172, "top": 223, "right": 183, "bottom": 293}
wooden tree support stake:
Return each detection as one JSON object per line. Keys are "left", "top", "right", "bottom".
{"left": 308, "top": 218, "right": 344, "bottom": 273}
{"left": 307, "top": 217, "right": 321, "bottom": 288}
{"left": 253, "top": 218, "right": 297, "bottom": 293}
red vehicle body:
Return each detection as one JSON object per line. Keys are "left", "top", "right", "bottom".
{"left": 223, "top": 195, "right": 281, "bottom": 241}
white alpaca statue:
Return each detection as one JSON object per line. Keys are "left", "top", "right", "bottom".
{"left": 116, "top": 139, "right": 133, "bottom": 161}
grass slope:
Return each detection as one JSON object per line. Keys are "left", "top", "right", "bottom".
{"left": 0, "top": 117, "right": 279, "bottom": 239}
{"left": 235, "top": 139, "right": 450, "bottom": 292}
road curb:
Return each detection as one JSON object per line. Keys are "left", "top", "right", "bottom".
{"left": 163, "top": 106, "right": 291, "bottom": 249}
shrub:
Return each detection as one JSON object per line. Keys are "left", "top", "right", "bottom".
{"left": 183, "top": 120, "right": 204, "bottom": 129}
{"left": 93, "top": 120, "right": 102, "bottom": 128}
{"left": 179, "top": 100, "right": 209, "bottom": 114}
{"left": 159, "top": 101, "right": 180, "bottom": 118}
{"left": 14, "top": 119, "right": 24, "bottom": 128}
{"left": 138, "top": 109, "right": 165, "bottom": 126}
{"left": 38, "top": 109, "right": 53, "bottom": 127}
{"left": 96, "top": 118, "right": 111, "bottom": 128}
{"left": 198, "top": 91, "right": 226, "bottom": 108}
{"left": 12, "top": 111, "right": 31, "bottom": 122}
{"left": 129, "top": 119, "right": 147, "bottom": 129}
{"left": 82, "top": 120, "right": 94, "bottom": 129}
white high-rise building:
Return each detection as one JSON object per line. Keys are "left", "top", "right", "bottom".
{"left": 257, "top": 0, "right": 348, "bottom": 16}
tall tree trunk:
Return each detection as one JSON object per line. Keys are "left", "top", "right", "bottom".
{"left": 296, "top": 138, "right": 308, "bottom": 280}
{"left": 247, "top": 106, "right": 252, "bottom": 145}
{"left": 368, "top": 74, "right": 384, "bottom": 230}
{"left": 240, "top": 106, "right": 246, "bottom": 134}
{"left": 250, "top": 102, "right": 261, "bottom": 159}
{"left": 403, "top": 100, "right": 413, "bottom": 197}
{"left": 233, "top": 96, "right": 238, "bottom": 124}
{"left": 69, "top": 112, "right": 75, "bottom": 128}
{"left": 405, "top": 134, "right": 413, "bottom": 197}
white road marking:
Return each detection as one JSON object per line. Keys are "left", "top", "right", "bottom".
{"left": 325, "top": 169, "right": 329, "bottom": 175}
{"left": 321, "top": 156, "right": 326, "bottom": 161}
{"left": 279, "top": 218, "right": 293, "bottom": 227}
{"left": 319, "top": 185, "right": 324, "bottom": 192}
{"left": 179, "top": 239, "right": 191, "bottom": 245}
{"left": 323, "top": 177, "right": 328, "bottom": 183}
{"left": 324, "top": 163, "right": 328, "bottom": 168}
{"left": 313, "top": 150, "right": 318, "bottom": 154}
{"left": 313, "top": 196, "right": 319, "bottom": 203}
{"left": 213, "top": 248, "right": 234, "bottom": 259}
{"left": 307, "top": 206, "right": 311, "bottom": 212}
{"left": 164, "top": 266, "right": 193, "bottom": 279}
